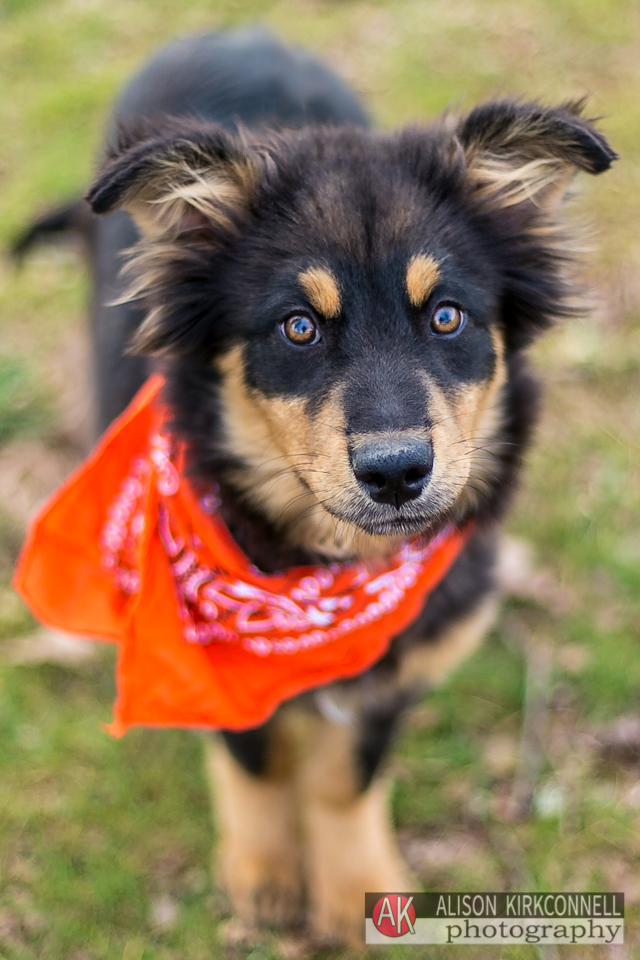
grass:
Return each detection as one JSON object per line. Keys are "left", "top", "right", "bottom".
{"left": 0, "top": 356, "right": 49, "bottom": 446}
{"left": 0, "top": 0, "right": 639, "bottom": 958}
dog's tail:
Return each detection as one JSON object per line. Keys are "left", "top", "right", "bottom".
{"left": 11, "top": 198, "right": 94, "bottom": 261}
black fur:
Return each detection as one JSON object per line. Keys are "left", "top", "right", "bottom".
{"left": 220, "top": 724, "right": 271, "bottom": 779}
{"left": 11, "top": 198, "right": 91, "bottom": 260}
{"left": 356, "top": 690, "right": 414, "bottom": 791}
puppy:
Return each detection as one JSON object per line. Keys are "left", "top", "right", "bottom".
{"left": 17, "top": 26, "right": 615, "bottom": 948}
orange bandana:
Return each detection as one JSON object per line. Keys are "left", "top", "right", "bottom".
{"left": 14, "top": 375, "right": 470, "bottom": 732}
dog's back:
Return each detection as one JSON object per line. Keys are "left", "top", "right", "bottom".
{"left": 16, "top": 27, "right": 369, "bottom": 435}
{"left": 110, "top": 27, "right": 368, "bottom": 140}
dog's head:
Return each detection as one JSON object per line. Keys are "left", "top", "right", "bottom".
{"left": 88, "top": 102, "right": 615, "bottom": 557}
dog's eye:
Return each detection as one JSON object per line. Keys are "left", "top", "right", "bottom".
{"left": 429, "top": 304, "right": 465, "bottom": 337}
{"left": 281, "top": 314, "right": 321, "bottom": 346}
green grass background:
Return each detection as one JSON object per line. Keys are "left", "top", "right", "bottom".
{"left": 0, "top": 0, "right": 639, "bottom": 958}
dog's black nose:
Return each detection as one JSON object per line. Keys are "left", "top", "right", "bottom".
{"left": 352, "top": 440, "right": 433, "bottom": 508}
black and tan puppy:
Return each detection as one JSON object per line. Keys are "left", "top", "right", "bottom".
{"left": 19, "top": 26, "right": 615, "bottom": 947}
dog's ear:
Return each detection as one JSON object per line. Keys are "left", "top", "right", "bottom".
{"left": 86, "top": 122, "right": 257, "bottom": 239}
{"left": 85, "top": 122, "right": 260, "bottom": 356}
{"left": 456, "top": 99, "right": 617, "bottom": 214}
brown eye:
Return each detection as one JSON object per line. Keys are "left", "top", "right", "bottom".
{"left": 430, "top": 304, "right": 465, "bottom": 337}
{"left": 281, "top": 314, "right": 321, "bottom": 346}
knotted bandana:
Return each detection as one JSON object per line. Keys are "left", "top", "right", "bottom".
{"left": 14, "top": 375, "right": 470, "bottom": 732}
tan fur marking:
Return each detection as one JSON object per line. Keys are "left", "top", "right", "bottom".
{"left": 298, "top": 266, "right": 342, "bottom": 319}
{"left": 450, "top": 330, "right": 506, "bottom": 442}
{"left": 296, "top": 715, "right": 414, "bottom": 946}
{"left": 294, "top": 710, "right": 361, "bottom": 806}
{"left": 406, "top": 254, "right": 441, "bottom": 307}
{"left": 416, "top": 326, "right": 508, "bottom": 522}
{"left": 464, "top": 144, "right": 575, "bottom": 213}
{"left": 124, "top": 156, "right": 256, "bottom": 239}
{"left": 454, "top": 328, "right": 508, "bottom": 514}
{"left": 205, "top": 736, "right": 303, "bottom": 926}
{"left": 414, "top": 375, "right": 472, "bottom": 512}
{"left": 399, "top": 594, "right": 498, "bottom": 687}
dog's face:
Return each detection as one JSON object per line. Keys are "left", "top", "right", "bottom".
{"left": 89, "top": 105, "right": 614, "bottom": 555}
{"left": 211, "top": 162, "right": 506, "bottom": 546}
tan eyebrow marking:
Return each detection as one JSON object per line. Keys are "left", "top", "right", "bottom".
{"left": 298, "top": 266, "right": 342, "bottom": 319}
{"left": 406, "top": 254, "right": 441, "bottom": 308}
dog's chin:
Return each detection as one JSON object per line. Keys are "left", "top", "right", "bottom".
{"left": 323, "top": 500, "right": 449, "bottom": 540}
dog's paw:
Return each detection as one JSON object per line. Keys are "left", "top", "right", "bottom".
{"left": 218, "top": 916, "right": 261, "bottom": 946}
{"left": 220, "top": 848, "right": 304, "bottom": 928}
{"left": 251, "top": 875, "right": 304, "bottom": 927}
{"left": 311, "top": 861, "right": 413, "bottom": 949}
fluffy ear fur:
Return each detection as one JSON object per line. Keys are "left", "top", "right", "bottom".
{"left": 85, "top": 121, "right": 260, "bottom": 355}
{"left": 456, "top": 99, "right": 617, "bottom": 213}
{"left": 86, "top": 120, "right": 257, "bottom": 239}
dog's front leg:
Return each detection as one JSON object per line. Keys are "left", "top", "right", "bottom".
{"left": 297, "top": 704, "right": 413, "bottom": 947}
{"left": 205, "top": 726, "right": 304, "bottom": 928}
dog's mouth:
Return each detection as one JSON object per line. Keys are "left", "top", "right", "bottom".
{"left": 283, "top": 452, "right": 462, "bottom": 542}
{"left": 319, "top": 495, "right": 451, "bottom": 540}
